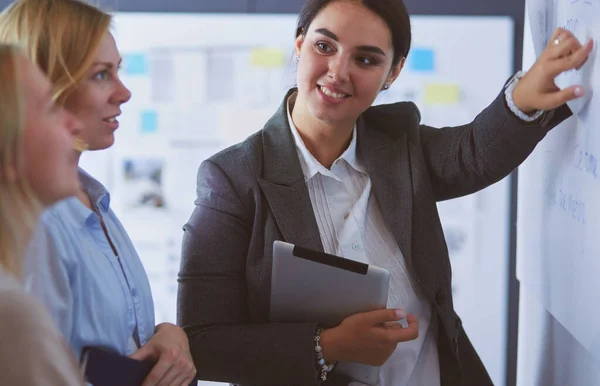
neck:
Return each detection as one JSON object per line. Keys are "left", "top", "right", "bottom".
{"left": 75, "top": 151, "right": 82, "bottom": 165}
{"left": 73, "top": 153, "right": 92, "bottom": 210}
{"left": 291, "top": 95, "right": 355, "bottom": 169}
{"left": 76, "top": 188, "right": 93, "bottom": 210}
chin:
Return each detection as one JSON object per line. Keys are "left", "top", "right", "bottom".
{"left": 309, "top": 103, "right": 346, "bottom": 125}
{"left": 310, "top": 94, "right": 356, "bottom": 123}
{"left": 91, "top": 135, "right": 115, "bottom": 151}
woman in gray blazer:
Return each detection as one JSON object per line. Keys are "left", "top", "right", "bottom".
{"left": 177, "top": 0, "right": 591, "bottom": 385}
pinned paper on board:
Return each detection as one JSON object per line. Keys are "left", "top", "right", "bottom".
{"left": 124, "top": 53, "right": 149, "bottom": 75}
{"left": 423, "top": 83, "right": 461, "bottom": 105}
{"left": 140, "top": 110, "right": 158, "bottom": 134}
{"left": 409, "top": 48, "right": 435, "bottom": 72}
{"left": 250, "top": 48, "right": 286, "bottom": 68}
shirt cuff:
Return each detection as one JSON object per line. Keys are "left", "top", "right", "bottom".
{"left": 504, "top": 71, "right": 545, "bottom": 122}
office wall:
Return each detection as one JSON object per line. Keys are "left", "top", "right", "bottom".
{"left": 0, "top": 0, "right": 527, "bottom": 72}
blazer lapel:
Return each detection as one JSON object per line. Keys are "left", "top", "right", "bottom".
{"left": 357, "top": 116, "right": 414, "bottom": 268}
{"left": 257, "top": 90, "right": 323, "bottom": 253}
{"left": 257, "top": 92, "right": 417, "bottom": 261}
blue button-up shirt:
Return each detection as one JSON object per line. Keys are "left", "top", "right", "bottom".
{"left": 24, "top": 169, "right": 155, "bottom": 359}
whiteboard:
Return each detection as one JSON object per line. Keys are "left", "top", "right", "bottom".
{"left": 518, "top": 0, "right": 600, "bottom": 360}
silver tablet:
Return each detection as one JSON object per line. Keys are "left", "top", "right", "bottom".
{"left": 270, "top": 240, "right": 390, "bottom": 385}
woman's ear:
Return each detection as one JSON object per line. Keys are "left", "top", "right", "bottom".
{"left": 295, "top": 33, "right": 305, "bottom": 59}
{"left": 386, "top": 57, "right": 406, "bottom": 89}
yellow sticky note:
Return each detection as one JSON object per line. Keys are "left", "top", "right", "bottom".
{"left": 423, "top": 83, "right": 461, "bottom": 105}
{"left": 250, "top": 48, "right": 285, "bottom": 68}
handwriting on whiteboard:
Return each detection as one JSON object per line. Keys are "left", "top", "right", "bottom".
{"left": 545, "top": 185, "right": 586, "bottom": 225}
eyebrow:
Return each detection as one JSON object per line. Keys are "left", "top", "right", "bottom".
{"left": 91, "top": 58, "right": 123, "bottom": 68}
{"left": 314, "top": 28, "right": 387, "bottom": 56}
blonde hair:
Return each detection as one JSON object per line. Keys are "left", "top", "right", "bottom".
{"left": 0, "top": 0, "right": 112, "bottom": 105}
{"left": 0, "top": 45, "right": 40, "bottom": 277}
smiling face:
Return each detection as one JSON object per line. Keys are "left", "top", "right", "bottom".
{"left": 294, "top": 0, "right": 403, "bottom": 128}
{"left": 63, "top": 32, "right": 131, "bottom": 151}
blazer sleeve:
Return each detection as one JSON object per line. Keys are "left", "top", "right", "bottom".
{"left": 177, "top": 159, "right": 349, "bottom": 386}
{"left": 417, "top": 88, "right": 572, "bottom": 201}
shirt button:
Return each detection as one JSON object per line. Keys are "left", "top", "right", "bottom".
{"left": 352, "top": 243, "right": 359, "bottom": 250}
{"left": 131, "top": 288, "right": 138, "bottom": 297}
{"left": 344, "top": 213, "right": 350, "bottom": 220}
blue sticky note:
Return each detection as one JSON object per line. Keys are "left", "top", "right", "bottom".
{"left": 140, "top": 110, "right": 158, "bottom": 134}
{"left": 409, "top": 48, "right": 435, "bottom": 72}
{"left": 125, "top": 53, "right": 148, "bottom": 75}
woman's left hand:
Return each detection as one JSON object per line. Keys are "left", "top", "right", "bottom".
{"left": 129, "top": 323, "right": 196, "bottom": 386}
{"left": 513, "top": 27, "right": 594, "bottom": 113}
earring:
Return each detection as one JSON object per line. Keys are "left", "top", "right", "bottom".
{"left": 295, "top": 55, "right": 300, "bottom": 62}
{"left": 382, "top": 84, "right": 389, "bottom": 90}
{"left": 73, "top": 137, "right": 89, "bottom": 153}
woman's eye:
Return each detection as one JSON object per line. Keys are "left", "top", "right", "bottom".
{"left": 357, "top": 56, "right": 379, "bottom": 66}
{"left": 316, "top": 42, "right": 331, "bottom": 52}
{"left": 94, "top": 71, "right": 108, "bottom": 80}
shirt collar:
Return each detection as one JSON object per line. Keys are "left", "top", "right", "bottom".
{"left": 286, "top": 93, "right": 365, "bottom": 181}
{"left": 46, "top": 168, "right": 111, "bottom": 230}
{"left": 79, "top": 168, "right": 111, "bottom": 212}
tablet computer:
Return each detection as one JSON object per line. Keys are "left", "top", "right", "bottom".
{"left": 270, "top": 240, "right": 390, "bottom": 385}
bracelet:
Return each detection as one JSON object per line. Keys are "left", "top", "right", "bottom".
{"left": 504, "top": 71, "right": 545, "bottom": 122}
{"left": 314, "top": 327, "right": 336, "bottom": 383}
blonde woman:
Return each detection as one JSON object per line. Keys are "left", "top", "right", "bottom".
{"left": 0, "top": 44, "right": 83, "bottom": 385}
{"left": 0, "top": 1, "right": 196, "bottom": 385}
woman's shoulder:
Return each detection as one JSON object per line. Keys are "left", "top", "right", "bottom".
{"left": 0, "top": 274, "right": 83, "bottom": 386}
{"left": 0, "top": 273, "right": 54, "bottom": 330}
{"left": 209, "top": 130, "right": 263, "bottom": 164}
{"left": 365, "top": 100, "right": 421, "bottom": 119}
{"left": 39, "top": 196, "right": 82, "bottom": 227}
{"left": 203, "top": 130, "right": 264, "bottom": 181}
{"left": 25, "top": 199, "right": 83, "bottom": 267}
{"left": 362, "top": 101, "right": 422, "bottom": 133}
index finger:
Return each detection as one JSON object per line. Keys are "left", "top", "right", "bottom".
{"left": 548, "top": 36, "right": 583, "bottom": 60}
{"left": 381, "top": 313, "right": 419, "bottom": 343}
{"left": 142, "top": 356, "right": 174, "bottom": 386}
{"left": 359, "top": 308, "right": 406, "bottom": 326}
{"left": 546, "top": 28, "right": 574, "bottom": 50}
{"left": 549, "top": 38, "right": 594, "bottom": 76}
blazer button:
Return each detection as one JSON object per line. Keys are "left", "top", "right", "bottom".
{"left": 415, "top": 274, "right": 422, "bottom": 285}
{"left": 452, "top": 337, "right": 459, "bottom": 354}
{"left": 455, "top": 317, "right": 462, "bottom": 331}
{"left": 435, "top": 289, "right": 446, "bottom": 305}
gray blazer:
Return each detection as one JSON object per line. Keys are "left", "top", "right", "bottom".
{"left": 177, "top": 88, "right": 571, "bottom": 386}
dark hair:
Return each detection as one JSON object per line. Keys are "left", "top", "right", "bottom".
{"left": 296, "top": 0, "right": 411, "bottom": 67}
